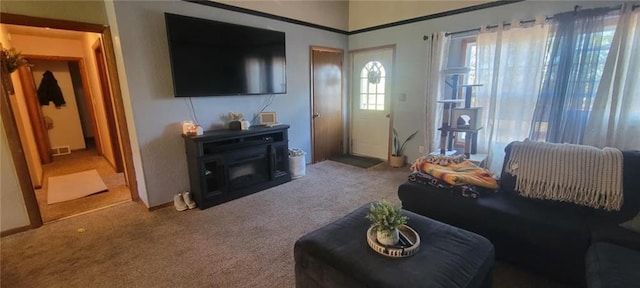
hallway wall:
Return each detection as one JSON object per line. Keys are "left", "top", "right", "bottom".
{"left": 31, "top": 59, "right": 85, "bottom": 151}
{"left": 0, "top": 119, "right": 31, "bottom": 231}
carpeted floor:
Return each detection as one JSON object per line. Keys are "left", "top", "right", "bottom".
{"left": 0, "top": 160, "right": 567, "bottom": 287}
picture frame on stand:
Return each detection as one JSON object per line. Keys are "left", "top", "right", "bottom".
{"left": 259, "top": 112, "right": 278, "bottom": 127}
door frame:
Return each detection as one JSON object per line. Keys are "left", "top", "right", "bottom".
{"left": 1, "top": 62, "right": 42, "bottom": 235}
{"left": 92, "top": 40, "right": 124, "bottom": 172}
{"left": 309, "top": 46, "right": 344, "bottom": 163}
{"left": 348, "top": 44, "right": 396, "bottom": 161}
{"left": 0, "top": 13, "right": 139, "bottom": 231}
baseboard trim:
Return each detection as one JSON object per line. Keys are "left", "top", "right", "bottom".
{"left": 148, "top": 201, "right": 173, "bottom": 211}
{"left": 1, "top": 225, "right": 32, "bottom": 237}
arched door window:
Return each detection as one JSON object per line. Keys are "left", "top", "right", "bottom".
{"left": 359, "top": 61, "right": 386, "bottom": 111}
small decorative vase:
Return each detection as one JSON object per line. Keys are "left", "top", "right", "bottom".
{"left": 376, "top": 228, "right": 399, "bottom": 246}
{"left": 240, "top": 120, "right": 251, "bottom": 130}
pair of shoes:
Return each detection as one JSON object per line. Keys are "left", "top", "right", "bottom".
{"left": 183, "top": 191, "right": 197, "bottom": 209}
{"left": 174, "top": 193, "right": 188, "bottom": 211}
{"left": 174, "top": 191, "right": 197, "bottom": 211}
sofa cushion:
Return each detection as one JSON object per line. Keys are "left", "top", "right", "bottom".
{"left": 587, "top": 150, "right": 640, "bottom": 223}
{"left": 620, "top": 212, "right": 640, "bottom": 234}
{"left": 399, "top": 182, "right": 589, "bottom": 248}
{"left": 477, "top": 193, "right": 590, "bottom": 247}
{"left": 622, "top": 151, "right": 640, "bottom": 208}
{"left": 586, "top": 242, "right": 640, "bottom": 288}
{"left": 474, "top": 192, "right": 590, "bottom": 284}
{"left": 399, "top": 180, "right": 589, "bottom": 286}
{"left": 502, "top": 146, "right": 640, "bottom": 224}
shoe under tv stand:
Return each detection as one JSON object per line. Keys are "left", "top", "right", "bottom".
{"left": 183, "top": 125, "right": 291, "bottom": 209}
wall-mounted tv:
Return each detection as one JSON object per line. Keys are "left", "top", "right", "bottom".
{"left": 164, "top": 13, "right": 287, "bottom": 97}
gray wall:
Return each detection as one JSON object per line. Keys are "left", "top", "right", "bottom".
{"left": 1, "top": 118, "right": 31, "bottom": 231}
{"left": 109, "top": 1, "right": 348, "bottom": 207}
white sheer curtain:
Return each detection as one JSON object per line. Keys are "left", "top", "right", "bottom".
{"left": 423, "top": 32, "right": 450, "bottom": 153}
{"left": 584, "top": 5, "right": 640, "bottom": 150}
{"left": 474, "top": 22, "right": 550, "bottom": 173}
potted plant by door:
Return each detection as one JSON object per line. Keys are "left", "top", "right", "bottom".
{"left": 365, "top": 200, "right": 408, "bottom": 246}
{"left": 390, "top": 128, "right": 418, "bottom": 168}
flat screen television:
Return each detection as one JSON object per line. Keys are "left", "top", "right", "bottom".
{"left": 164, "top": 13, "right": 287, "bottom": 97}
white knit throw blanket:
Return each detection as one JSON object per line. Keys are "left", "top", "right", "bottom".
{"left": 505, "top": 140, "right": 623, "bottom": 211}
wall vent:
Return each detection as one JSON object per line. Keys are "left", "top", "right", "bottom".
{"left": 51, "top": 146, "right": 71, "bottom": 156}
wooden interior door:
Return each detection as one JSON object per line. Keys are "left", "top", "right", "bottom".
{"left": 17, "top": 65, "right": 52, "bottom": 164}
{"left": 311, "top": 47, "right": 343, "bottom": 163}
{"left": 94, "top": 42, "right": 124, "bottom": 173}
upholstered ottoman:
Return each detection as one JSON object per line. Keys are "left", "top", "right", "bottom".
{"left": 294, "top": 203, "right": 495, "bottom": 288}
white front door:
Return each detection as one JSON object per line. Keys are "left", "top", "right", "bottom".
{"left": 350, "top": 48, "right": 393, "bottom": 160}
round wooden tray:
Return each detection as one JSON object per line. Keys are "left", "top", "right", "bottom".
{"left": 366, "top": 225, "right": 420, "bottom": 258}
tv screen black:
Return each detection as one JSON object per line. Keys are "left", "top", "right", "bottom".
{"left": 164, "top": 13, "right": 287, "bottom": 97}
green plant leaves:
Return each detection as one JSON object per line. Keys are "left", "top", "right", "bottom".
{"left": 392, "top": 128, "right": 419, "bottom": 156}
{"left": 365, "top": 200, "right": 408, "bottom": 233}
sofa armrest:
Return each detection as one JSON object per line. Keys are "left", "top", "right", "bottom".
{"left": 590, "top": 223, "right": 640, "bottom": 251}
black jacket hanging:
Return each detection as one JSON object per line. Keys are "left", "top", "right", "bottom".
{"left": 37, "top": 70, "right": 66, "bottom": 107}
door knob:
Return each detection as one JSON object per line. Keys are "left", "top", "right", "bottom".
{"left": 313, "top": 113, "right": 320, "bottom": 118}
{"left": 386, "top": 113, "right": 391, "bottom": 118}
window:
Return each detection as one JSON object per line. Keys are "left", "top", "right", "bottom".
{"left": 463, "top": 40, "right": 477, "bottom": 87}
{"left": 455, "top": 39, "right": 477, "bottom": 146}
{"left": 540, "top": 23, "right": 617, "bottom": 112}
{"left": 532, "top": 16, "right": 619, "bottom": 143}
{"left": 359, "top": 61, "right": 386, "bottom": 111}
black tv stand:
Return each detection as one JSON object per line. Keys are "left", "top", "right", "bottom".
{"left": 183, "top": 125, "right": 291, "bottom": 209}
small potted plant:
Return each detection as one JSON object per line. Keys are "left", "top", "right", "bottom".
{"left": 365, "top": 200, "right": 408, "bottom": 246}
{"left": 1, "top": 48, "right": 31, "bottom": 94}
{"left": 390, "top": 128, "right": 418, "bottom": 168}
{"left": 2, "top": 48, "right": 30, "bottom": 73}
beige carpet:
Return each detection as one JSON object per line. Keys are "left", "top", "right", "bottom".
{"left": 47, "top": 169, "right": 108, "bottom": 204}
{"left": 1, "top": 161, "right": 566, "bottom": 287}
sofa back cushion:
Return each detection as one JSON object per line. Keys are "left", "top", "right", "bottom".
{"left": 608, "top": 150, "right": 640, "bottom": 221}
{"left": 499, "top": 142, "right": 640, "bottom": 222}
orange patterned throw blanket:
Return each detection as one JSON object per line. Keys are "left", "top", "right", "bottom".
{"left": 411, "top": 155, "right": 498, "bottom": 190}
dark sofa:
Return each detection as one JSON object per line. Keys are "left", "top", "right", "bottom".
{"left": 397, "top": 143, "right": 640, "bottom": 287}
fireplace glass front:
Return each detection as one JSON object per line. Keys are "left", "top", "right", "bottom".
{"left": 227, "top": 146, "right": 269, "bottom": 190}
